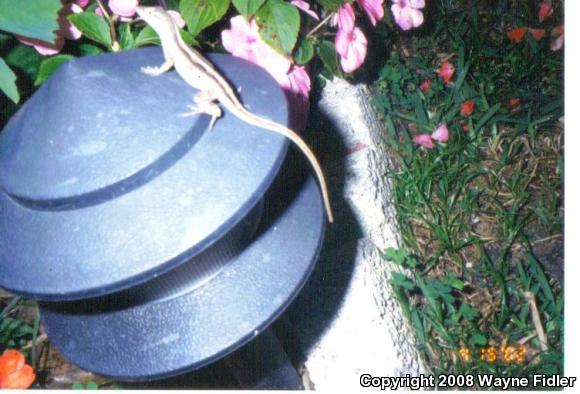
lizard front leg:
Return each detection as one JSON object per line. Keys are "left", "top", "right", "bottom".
{"left": 180, "top": 90, "right": 222, "bottom": 129}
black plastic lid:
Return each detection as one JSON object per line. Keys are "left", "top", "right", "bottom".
{"left": 0, "top": 48, "right": 290, "bottom": 300}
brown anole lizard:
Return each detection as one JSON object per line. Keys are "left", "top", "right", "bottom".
{"left": 136, "top": 6, "right": 333, "bottom": 223}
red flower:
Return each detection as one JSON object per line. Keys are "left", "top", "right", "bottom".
{"left": 507, "top": 27, "right": 528, "bottom": 43}
{"left": 419, "top": 80, "right": 432, "bottom": 92}
{"left": 0, "top": 349, "right": 35, "bottom": 389}
{"left": 529, "top": 28, "right": 546, "bottom": 41}
{"left": 538, "top": 2, "right": 553, "bottom": 23}
{"left": 437, "top": 62, "right": 454, "bottom": 84}
{"left": 509, "top": 98, "right": 521, "bottom": 113}
{"left": 460, "top": 100, "right": 475, "bottom": 117}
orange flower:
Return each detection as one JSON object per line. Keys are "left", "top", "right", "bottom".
{"left": 0, "top": 349, "right": 35, "bottom": 389}
{"left": 509, "top": 98, "right": 521, "bottom": 113}
{"left": 419, "top": 79, "right": 432, "bottom": 92}
{"left": 437, "top": 62, "right": 454, "bottom": 84}
{"left": 552, "top": 24, "right": 564, "bottom": 36}
{"left": 460, "top": 100, "right": 475, "bottom": 117}
{"left": 528, "top": 28, "right": 545, "bottom": 41}
{"left": 538, "top": 2, "right": 553, "bottom": 23}
{"left": 507, "top": 27, "right": 528, "bottom": 43}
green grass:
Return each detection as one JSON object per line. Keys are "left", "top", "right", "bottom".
{"left": 373, "top": 0, "right": 563, "bottom": 386}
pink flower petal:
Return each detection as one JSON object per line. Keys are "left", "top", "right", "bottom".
{"left": 550, "top": 34, "right": 564, "bottom": 51}
{"left": 357, "top": 0, "right": 384, "bottom": 26}
{"left": 221, "top": 16, "right": 292, "bottom": 86}
{"left": 16, "top": 35, "right": 64, "bottom": 56}
{"left": 62, "top": 3, "right": 83, "bottom": 40}
{"left": 108, "top": 0, "right": 139, "bottom": 18}
{"left": 409, "top": 0, "right": 425, "bottom": 8}
{"left": 413, "top": 134, "right": 434, "bottom": 149}
{"left": 291, "top": 0, "right": 320, "bottom": 21}
{"left": 75, "top": 0, "right": 90, "bottom": 7}
{"left": 337, "top": 3, "right": 355, "bottom": 32}
{"left": 431, "top": 123, "right": 449, "bottom": 142}
{"left": 335, "top": 27, "right": 368, "bottom": 73}
{"left": 285, "top": 65, "right": 311, "bottom": 99}
{"left": 391, "top": 0, "right": 424, "bottom": 30}
{"left": 538, "top": 2, "right": 553, "bottom": 23}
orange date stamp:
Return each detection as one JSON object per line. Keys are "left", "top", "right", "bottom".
{"left": 458, "top": 345, "right": 526, "bottom": 364}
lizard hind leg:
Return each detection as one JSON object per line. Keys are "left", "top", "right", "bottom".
{"left": 180, "top": 90, "right": 222, "bottom": 130}
{"left": 141, "top": 59, "right": 174, "bottom": 76}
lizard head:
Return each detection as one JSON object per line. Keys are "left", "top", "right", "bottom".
{"left": 135, "top": 6, "right": 176, "bottom": 35}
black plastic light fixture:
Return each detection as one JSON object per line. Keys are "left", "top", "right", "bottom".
{"left": 0, "top": 48, "right": 325, "bottom": 381}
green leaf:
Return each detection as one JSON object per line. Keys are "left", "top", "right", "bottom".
{"left": 86, "top": 381, "right": 99, "bottom": 390}
{"left": 232, "top": 0, "right": 266, "bottom": 17}
{"left": 315, "top": 0, "right": 343, "bottom": 11}
{"left": 459, "top": 303, "right": 478, "bottom": 321}
{"left": 78, "top": 44, "right": 104, "bottom": 56}
{"left": 5, "top": 45, "right": 43, "bottom": 80}
{"left": 180, "top": 29, "right": 199, "bottom": 47}
{"left": 294, "top": 38, "right": 314, "bottom": 65}
{"left": 68, "top": 12, "right": 112, "bottom": 49}
{"left": 390, "top": 272, "right": 414, "bottom": 291}
{"left": 135, "top": 25, "right": 160, "bottom": 47}
{"left": 35, "top": 55, "right": 74, "bottom": 86}
{"left": 180, "top": 0, "right": 230, "bottom": 37}
{"left": 256, "top": 0, "right": 300, "bottom": 54}
{"left": 71, "top": 383, "right": 85, "bottom": 390}
{"left": 0, "top": 57, "right": 19, "bottom": 103}
{"left": 382, "top": 247, "right": 408, "bottom": 265}
{"left": 468, "top": 332, "right": 487, "bottom": 346}
{"left": 119, "top": 23, "right": 135, "bottom": 50}
{"left": 318, "top": 40, "right": 339, "bottom": 76}
{"left": 473, "top": 102, "right": 500, "bottom": 133}
{"left": 0, "top": 0, "right": 61, "bottom": 43}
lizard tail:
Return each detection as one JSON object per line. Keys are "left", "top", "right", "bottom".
{"left": 233, "top": 109, "right": 334, "bottom": 223}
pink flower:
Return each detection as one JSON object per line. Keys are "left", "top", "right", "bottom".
{"left": 431, "top": 123, "right": 449, "bottom": 142}
{"left": 413, "top": 134, "right": 434, "bottom": 149}
{"left": 284, "top": 65, "right": 312, "bottom": 130}
{"left": 538, "top": 2, "right": 553, "bottom": 23}
{"left": 336, "top": 3, "right": 355, "bottom": 32}
{"left": 550, "top": 24, "right": 564, "bottom": 51}
{"left": 16, "top": 2, "right": 83, "bottom": 55}
{"left": 334, "top": 4, "right": 367, "bottom": 73}
{"left": 291, "top": 0, "right": 319, "bottom": 21}
{"left": 335, "top": 27, "right": 368, "bottom": 73}
{"left": 109, "top": 0, "right": 139, "bottom": 18}
{"left": 16, "top": 35, "right": 64, "bottom": 56}
{"left": 419, "top": 80, "right": 432, "bottom": 92}
{"left": 357, "top": 0, "right": 384, "bottom": 26}
{"left": 75, "top": 0, "right": 90, "bottom": 7}
{"left": 391, "top": 0, "right": 425, "bottom": 31}
{"left": 222, "top": 16, "right": 314, "bottom": 128}
{"left": 284, "top": 65, "right": 311, "bottom": 100}
{"left": 222, "top": 16, "right": 292, "bottom": 84}
{"left": 63, "top": 3, "right": 83, "bottom": 40}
